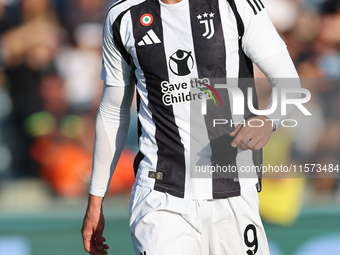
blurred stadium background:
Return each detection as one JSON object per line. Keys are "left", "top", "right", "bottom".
{"left": 0, "top": 0, "right": 339, "bottom": 254}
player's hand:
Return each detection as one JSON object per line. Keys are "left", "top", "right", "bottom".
{"left": 229, "top": 116, "right": 275, "bottom": 151}
{"left": 81, "top": 195, "right": 109, "bottom": 255}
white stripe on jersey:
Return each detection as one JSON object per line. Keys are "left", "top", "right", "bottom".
{"left": 160, "top": 0, "right": 214, "bottom": 199}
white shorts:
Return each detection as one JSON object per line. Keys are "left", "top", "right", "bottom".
{"left": 129, "top": 184, "right": 270, "bottom": 255}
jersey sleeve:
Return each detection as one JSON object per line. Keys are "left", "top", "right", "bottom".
{"left": 236, "top": 0, "right": 286, "bottom": 63}
{"left": 101, "top": 10, "right": 133, "bottom": 87}
{"left": 89, "top": 84, "right": 134, "bottom": 197}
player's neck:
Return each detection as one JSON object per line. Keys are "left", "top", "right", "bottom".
{"left": 160, "top": 0, "right": 183, "bottom": 4}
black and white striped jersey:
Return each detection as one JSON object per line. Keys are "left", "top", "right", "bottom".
{"left": 101, "top": 0, "right": 286, "bottom": 199}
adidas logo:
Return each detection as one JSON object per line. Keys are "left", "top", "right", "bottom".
{"left": 139, "top": 251, "right": 146, "bottom": 255}
{"left": 138, "top": 29, "right": 161, "bottom": 46}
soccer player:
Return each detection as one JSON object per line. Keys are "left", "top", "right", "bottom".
{"left": 81, "top": 0, "right": 300, "bottom": 254}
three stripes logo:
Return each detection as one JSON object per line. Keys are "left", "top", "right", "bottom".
{"left": 138, "top": 29, "right": 161, "bottom": 46}
{"left": 246, "top": 0, "right": 265, "bottom": 15}
{"left": 139, "top": 252, "right": 146, "bottom": 255}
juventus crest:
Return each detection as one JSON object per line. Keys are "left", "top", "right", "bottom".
{"left": 197, "top": 12, "right": 215, "bottom": 39}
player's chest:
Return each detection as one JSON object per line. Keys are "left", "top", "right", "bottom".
{"left": 122, "top": 0, "right": 239, "bottom": 71}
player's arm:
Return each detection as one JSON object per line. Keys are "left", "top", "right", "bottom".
{"left": 230, "top": 0, "right": 301, "bottom": 151}
{"left": 81, "top": 84, "right": 134, "bottom": 255}
{"left": 81, "top": 7, "right": 135, "bottom": 254}
{"left": 230, "top": 48, "right": 300, "bottom": 150}
{"left": 256, "top": 48, "right": 301, "bottom": 126}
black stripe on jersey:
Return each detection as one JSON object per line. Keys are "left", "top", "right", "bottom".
{"left": 105, "top": 0, "right": 128, "bottom": 20}
{"left": 228, "top": 0, "right": 256, "bottom": 114}
{"left": 189, "top": 0, "right": 240, "bottom": 199}
{"left": 253, "top": 149, "right": 262, "bottom": 179}
{"left": 133, "top": 93, "right": 144, "bottom": 176}
{"left": 103, "top": 0, "right": 127, "bottom": 37}
{"left": 131, "top": 0, "right": 186, "bottom": 198}
{"left": 229, "top": 0, "right": 263, "bottom": 182}
{"left": 112, "top": 10, "right": 132, "bottom": 65}
{"left": 227, "top": 0, "right": 244, "bottom": 38}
